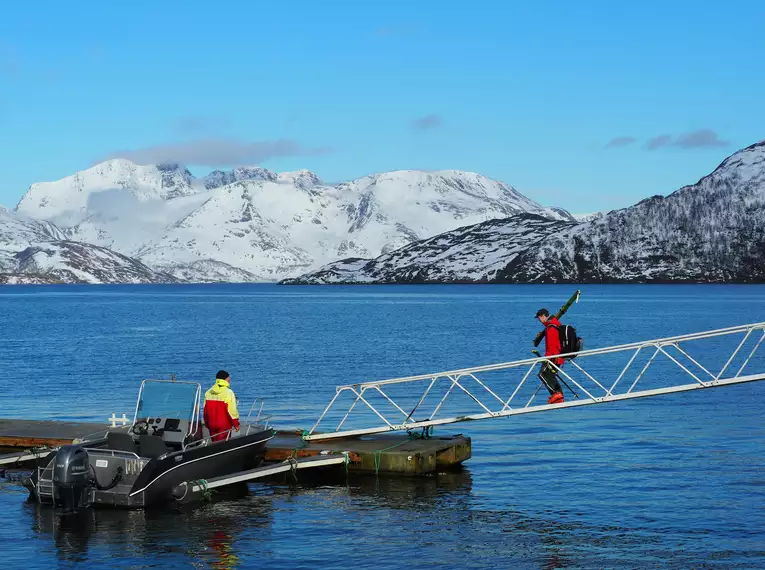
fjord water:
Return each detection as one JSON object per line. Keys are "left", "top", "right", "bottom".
{"left": 1, "top": 284, "right": 764, "bottom": 569}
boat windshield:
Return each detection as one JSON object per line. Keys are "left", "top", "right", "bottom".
{"left": 134, "top": 379, "right": 200, "bottom": 423}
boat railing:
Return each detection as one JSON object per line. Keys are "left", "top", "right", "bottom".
{"left": 82, "top": 448, "right": 141, "bottom": 459}
{"left": 74, "top": 423, "right": 132, "bottom": 445}
{"left": 183, "top": 418, "right": 272, "bottom": 450}
{"left": 36, "top": 464, "right": 54, "bottom": 498}
{"left": 183, "top": 426, "right": 237, "bottom": 449}
{"left": 245, "top": 398, "right": 272, "bottom": 430}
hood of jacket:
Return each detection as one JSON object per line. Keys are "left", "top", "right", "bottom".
{"left": 210, "top": 378, "right": 230, "bottom": 394}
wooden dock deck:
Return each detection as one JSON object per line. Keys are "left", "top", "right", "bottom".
{"left": 0, "top": 418, "right": 105, "bottom": 449}
{"left": 0, "top": 419, "right": 470, "bottom": 476}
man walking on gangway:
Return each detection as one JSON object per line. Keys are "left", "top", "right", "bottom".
{"left": 535, "top": 308, "right": 565, "bottom": 404}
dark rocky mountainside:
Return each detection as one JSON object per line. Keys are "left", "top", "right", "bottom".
{"left": 284, "top": 140, "right": 765, "bottom": 284}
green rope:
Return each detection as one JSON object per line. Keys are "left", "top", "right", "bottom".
{"left": 371, "top": 426, "right": 437, "bottom": 475}
{"left": 343, "top": 452, "right": 349, "bottom": 475}
{"left": 373, "top": 433, "right": 419, "bottom": 476}
{"left": 192, "top": 478, "right": 211, "bottom": 502}
{"left": 287, "top": 457, "right": 299, "bottom": 483}
{"left": 289, "top": 429, "right": 310, "bottom": 459}
{"left": 328, "top": 450, "right": 351, "bottom": 476}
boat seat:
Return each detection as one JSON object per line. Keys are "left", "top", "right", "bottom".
{"left": 107, "top": 431, "right": 138, "bottom": 454}
{"left": 138, "top": 434, "right": 169, "bottom": 459}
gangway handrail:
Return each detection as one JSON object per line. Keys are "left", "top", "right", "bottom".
{"left": 337, "top": 321, "right": 765, "bottom": 390}
{"left": 305, "top": 321, "right": 765, "bottom": 441}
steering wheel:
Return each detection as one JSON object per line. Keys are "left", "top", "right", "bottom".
{"left": 132, "top": 419, "right": 150, "bottom": 435}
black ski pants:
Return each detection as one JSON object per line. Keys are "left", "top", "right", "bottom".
{"left": 538, "top": 362, "right": 563, "bottom": 395}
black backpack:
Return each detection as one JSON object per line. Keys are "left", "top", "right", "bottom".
{"left": 555, "top": 324, "right": 583, "bottom": 359}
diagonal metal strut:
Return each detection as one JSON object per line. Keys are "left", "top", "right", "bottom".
{"left": 305, "top": 321, "right": 765, "bottom": 441}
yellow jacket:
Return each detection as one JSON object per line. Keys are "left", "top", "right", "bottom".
{"left": 203, "top": 378, "right": 240, "bottom": 429}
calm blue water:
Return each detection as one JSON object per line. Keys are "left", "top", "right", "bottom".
{"left": 1, "top": 284, "right": 764, "bottom": 569}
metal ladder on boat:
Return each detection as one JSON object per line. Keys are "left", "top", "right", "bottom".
{"left": 304, "top": 321, "right": 765, "bottom": 441}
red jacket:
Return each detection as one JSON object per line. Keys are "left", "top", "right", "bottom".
{"left": 544, "top": 316, "right": 564, "bottom": 366}
{"left": 203, "top": 379, "right": 240, "bottom": 436}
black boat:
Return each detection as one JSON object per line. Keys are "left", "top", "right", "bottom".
{"left": 21, "top": 378, "right": 274, "bottom": 511}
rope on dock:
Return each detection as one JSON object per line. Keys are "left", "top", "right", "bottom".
{"left": 287, "top": 457, "right": 299, "bottom": 482}
{"left": 288, "top": 429, "right": 311, "bottom": 460}
{"left": 325, "top": 450, "right": 351, "bottom": 475}
{"left": 372, "top": 430, "right": 427, "bottom": 476}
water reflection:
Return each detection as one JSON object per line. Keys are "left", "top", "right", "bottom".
{"left": 14, "top": 465, "right": 761, "bottom": 569}
{"left": 346, "top": 469, "right": 473, "bottom": 505}
{"left": 23, "top": 484, "right": 274, "bottom": 568}
{"left": 17, "top": 470, "right": 595, "bottom": 569}
{"left": 21, "top": 472, "right": 476, "bottom": 567}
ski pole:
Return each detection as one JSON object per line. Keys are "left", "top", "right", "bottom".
{"left": 531, "top": 350, "right": 580, "bottom": 399}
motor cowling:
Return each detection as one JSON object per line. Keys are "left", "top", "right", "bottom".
{"left": 52, "top": 445, "right": 92, "bottom": 512}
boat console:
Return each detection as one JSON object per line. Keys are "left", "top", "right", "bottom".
{"left": 130, "top": 416, "right": 189, "bottom": 448}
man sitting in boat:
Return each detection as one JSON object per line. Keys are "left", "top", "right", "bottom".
{"left": 203, "top": 370, "right": 241, "bottom": 442}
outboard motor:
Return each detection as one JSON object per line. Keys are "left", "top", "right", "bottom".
{"left": 52, "top": 445, "right": 92, "bottom": 512}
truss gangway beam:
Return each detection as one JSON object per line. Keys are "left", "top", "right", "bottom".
{"left": 305, "top": 321, "right": 765, "bottom": 442}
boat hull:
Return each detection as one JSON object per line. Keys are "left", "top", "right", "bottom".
{"left": 128, "top": 430, "right": 273, "bottom": 508}
{"left": 26, "top": 429, "right": 273, "bottom": 510}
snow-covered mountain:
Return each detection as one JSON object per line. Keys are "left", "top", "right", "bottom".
{"left": 0, "top": 207, "right": 65, "bottom": 271}
{"left": 203, "top": 167, "right": 277, "bottom": 189}
{"left": 572, "top": 212, "right": 606, "bottom": 222}
{"left": 285, "top": 140, "right": 765, "bottom": 284}
{"left": 277, "top": 169, "right": 322, "bottom": 189}
{"left": 499, "top": 139, "right": 765, "bottom": 283}
{"left": 15, "top": 160, "right": 201, "bottom": 223}
{"left": 12, "top": 162, "right": 574, "bottom": 282}
{"left": 12, "top": 241, "right": 178, "bottom": 284}
{"left": 282, "top": 214, "right": 575, "bottom": 284}
{"left": 134, "top": 169, "right": 575, "bottom": 280}
{"left": 0, "top": 208, "right": 178, "bottom": 284}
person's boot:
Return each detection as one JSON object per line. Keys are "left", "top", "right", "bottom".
{"left": 547, "top": 391, "right": 564, "bottom": 404}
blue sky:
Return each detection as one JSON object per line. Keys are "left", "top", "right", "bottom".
{"left": 1, "top": 0, "right": 763, "bottom": 213}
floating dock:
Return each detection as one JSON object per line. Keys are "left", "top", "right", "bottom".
{"left": 268, "top": 429, "right": 471, "bottom": 475}
{"left": 0, "top": 419, "right": 471, "bottom": 476}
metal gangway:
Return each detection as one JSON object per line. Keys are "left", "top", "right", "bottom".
{"left": 305, "top": 321, "right": 765, "bottom": 441}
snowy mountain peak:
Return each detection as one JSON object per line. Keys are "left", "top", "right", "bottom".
{"left": 334, "top": 169, "right": 574, "bottom": 222}
{"left": 709, "top": 138, "right": 765, "bottom": 181}
{"left": 667, "top": 138, "right": 765, "bottom": 205}
{"left": 572, "top": 212, "right": 605, "bottom": 222}
{"left": 15, "top": 159, "right": 200, "bottom": 221}
{"left": 10, "top": 159, "right": 581, "bottom": 282}
{"left": 203, "top": 167, "right": 277, "bottom": 189}
{"left": 277, "top": 169, "right": 322, "bottom": 189}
